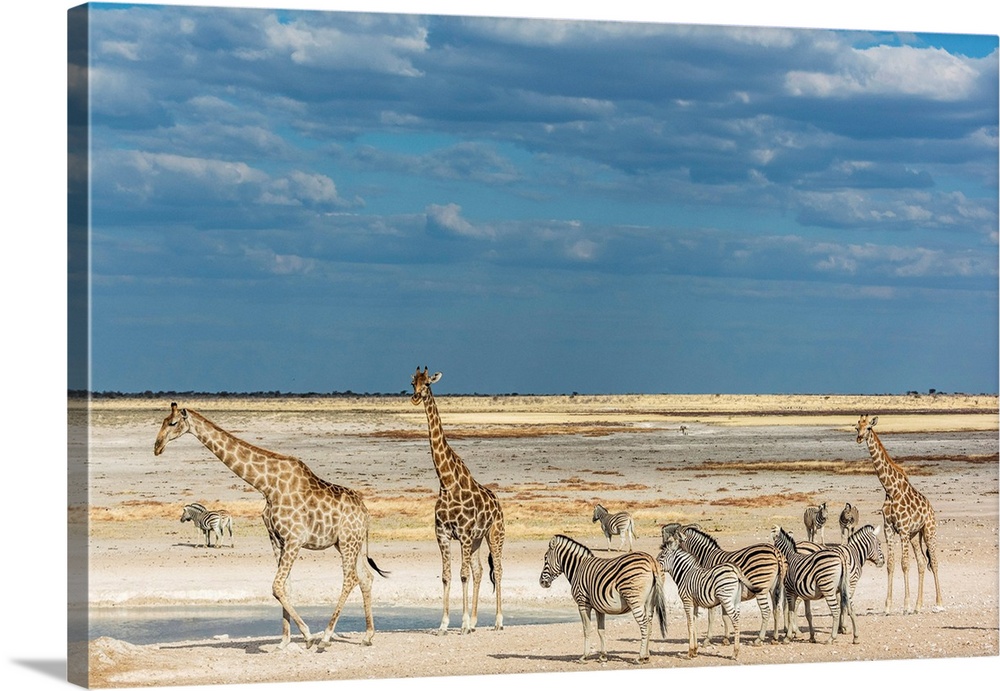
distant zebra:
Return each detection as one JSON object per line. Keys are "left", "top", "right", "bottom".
{"left": 539, "top": 534, "right": 667, "bottom": 663}
{"left": 661, "top": 522, "right": 786, "bottom": 646}
{"left": 839, "top": 503, "right": 860, "bottom": 542}
{"left": 772, "top": 525, "right": 854, "bottom": 644}
{"left": 180, "top": 502, "right": 234, "bottom": 548}
{"left": 657, "top": 534, "right": 755, "bottom": 660}
{"left": 796, "top": 524, "right": 884, "bottom": 641}
{"left": 592, "top": 504, "right": 637, "bottom": 552}
{"left": 803, "top": 502, "right": 829, "bottom": 543}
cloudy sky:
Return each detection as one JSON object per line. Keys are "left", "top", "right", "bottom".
{"left": 78, "top": 1, "right": 998, "bottom": 395}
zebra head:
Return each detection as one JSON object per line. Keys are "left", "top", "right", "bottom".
{"left": 855, "top": 414, "right": 878, "bottom": 444}
{"left": 410, "top": 367, "right": 442, "bottom": 406}
{"left": 771, "top": 525, "right": 797, "bottom": 556}
{"left": 850, "top": 524, "right": 886, "bottom": 568}
{"left": 180, "top": 503, "right": 207, "bottom": 523}
{"left": 592, "top": 504, "right": 608, "bottom": 523}
{"left": 659, "top": 522, "right": 682, "bottom": 548}
{"left": 154, "top": 403, "right": 191, "bottom": 456}
{"left": 539, "top": 540, "right": 563, "bottom": 588}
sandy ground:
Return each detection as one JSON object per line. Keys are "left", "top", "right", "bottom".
{"left": 68, "top": 394, "right": 999, "bottom": 689}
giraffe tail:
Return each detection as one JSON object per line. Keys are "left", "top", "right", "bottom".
{"left": 364, "top": 521, "right": 390, "bottom": 578}
{"left": 488, "top": 552, "right": 496, "bottom": 591}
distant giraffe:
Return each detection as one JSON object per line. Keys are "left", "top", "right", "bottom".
{"left": 410, "top": 367, "right": 505, "bottom": 635}
{"left": 154, "top": 403, "right": 388, "bottom": 649}
{"left": 855, "top": 414, "right": 943, "bottom": 614}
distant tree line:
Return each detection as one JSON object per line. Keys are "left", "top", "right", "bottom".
{"left": 68, "top": 389, "right": 547, "bottom": 399}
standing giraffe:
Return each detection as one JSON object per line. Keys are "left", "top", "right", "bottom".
{"left": 854, "top": 414, "right": 943, "bottom": 614}
{"left": 410, "top": 367, "right": 505, "bottom": 635}
{"left": 154, "top": 402, "right": 388, "bottom": 649}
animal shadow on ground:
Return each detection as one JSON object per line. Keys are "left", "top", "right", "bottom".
{"left": 162, "top": 634, "right": 365, "bottom": 655}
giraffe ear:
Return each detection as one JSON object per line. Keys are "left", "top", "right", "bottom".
{"left": 870, "top": 416, "right": 878, "bottom": 426}
{"left": 429, "top": 372, "right": 442, "bottom": 384}
{"left": 180, "top": 408, "right": 189, "bottom": 419}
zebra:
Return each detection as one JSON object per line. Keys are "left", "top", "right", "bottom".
{"left": 803, "top": 502, "right": 829, "bottom": 543}
{"left": 538, "top": 534, "right": 667, "bottom": 663}
{"left": 795, "top": 524, "right": 885, "bottom": 641}
{"left": 592, "top": 504, "right": 637, "bottom": 552}
{"left": 661, "top": 522, "right": 786, "bottom": 646}
{"left": 657, "top": 533, "right": 756, "bottom": 660}
{"left": 180, "top": 502, "right": 234, "bottom": 548}
{"left": 839, "top": 503, "right": 860, "bottom": 542}
{"left": 772, "top": 525, "right": 854, "bottom": 644}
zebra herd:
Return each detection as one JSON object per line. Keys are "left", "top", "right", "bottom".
{"left": 539, "top": 503, "right": 885, "bottom": 662}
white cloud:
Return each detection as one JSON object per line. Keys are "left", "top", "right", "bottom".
{"left": 786, "top": 45, "right": 981, "bottom": 101}
{"left": 425, "top": 203, "right": 495, "bottom": 239}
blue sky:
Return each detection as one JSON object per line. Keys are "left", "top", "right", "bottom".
{"left": 78, "top": 1, "right": 999, "bottom": 395}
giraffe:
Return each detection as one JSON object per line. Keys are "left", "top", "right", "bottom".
{"left": 153, "top": 402, "right": 388, "bottom": 649}
{"left": 410, "top": 367, "right": 505, "bottom": 635}
{"left": 854, "top": 414, "right": 943, "bottom": 614}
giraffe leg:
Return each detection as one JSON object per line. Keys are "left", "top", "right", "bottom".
{"left": 884, "top": 527, "right": 897, "bottom": 614}
{"left": 487, "top": 521, "right": 504, "bottom": 630}
{"left": 909, "top": 533, "right": 926, "bottom": 614}
{"left": 468, "top": 542, "right": 483, "bottom": 633}
{"left": 900, "top": 533, "right": 913, "bottom": 614}
{"left": 317, "top": 540, "right": 364, "bottom": 649}
{"left": 271, "top": 542, "right": 314, "bottom": 649}
{"left": 925, "top": 530, "right": 944, "bottom": 610}
{"left": 266, "top": 527, "right": 293, "bottom": 648}
{"left": 435, "top": 530, "right": 452, "bottom": 635}
{"left": 459, "top": 540, "right": 474, "bottom": 634}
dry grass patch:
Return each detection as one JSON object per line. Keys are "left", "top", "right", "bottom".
{"left": 363, "top": 423, "right": 647, "bottom": 440}
{"left": 686, "top": 459, "right": 933, "bottom": 476}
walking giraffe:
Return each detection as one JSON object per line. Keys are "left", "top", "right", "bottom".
{"left": 154, "top": 403, "right": 388, "bottom": 649}
{"left": 855, "top": 414, "right": 943, "bottom": 614}
{"left": 410, "top": 367, "right": 505, "bottom": 635}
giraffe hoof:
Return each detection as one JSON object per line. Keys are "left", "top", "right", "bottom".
{"left": 434, "top": 628, "right": 448, "bottom": 636}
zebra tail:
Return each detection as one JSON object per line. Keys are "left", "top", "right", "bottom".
{"left": 653, "top": 570, "right": 668, "bottom": 637}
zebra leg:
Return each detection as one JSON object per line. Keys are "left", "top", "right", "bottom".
{"left": 754, "top": 589, "right": 770, "bottom": 645}
{"left": 703, "top": 605, "right": 716, "bottom": 647}
{"left": 803, "top": 599, "right": 816, "bottom": 643}
{"left": 684, "top": 601, "right": 697, "bottom": 658}
{"left": 596, "top": 611, "right": 609, "bottom": 662}
{"left": 577, "top": 606, "right": 593, "bottom": 662}
{"left": 824, "top": 591, "right": 840, "bottom": 644}
{"left": 723, "top": 604, "right": 740, "bottom": 660}
{"left": 435, "top": 530, "right": 452, "bottom": 635}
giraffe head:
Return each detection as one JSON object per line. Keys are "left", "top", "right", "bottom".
{"left": 855, "top": 414, "right": 878, "bottom": 443}
{"left": 154, "top": 402, "right": 191, "bottom": 456}
{"left": 410, "top": 366, "right": 442, "bottom": 405}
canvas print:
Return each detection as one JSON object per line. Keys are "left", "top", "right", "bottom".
{"left": 67, "top": 2, "right": 999, "bottom": 688}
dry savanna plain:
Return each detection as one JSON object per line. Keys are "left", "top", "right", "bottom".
{"left": 70, "top": 393, "right": 1000, "bottom": 688}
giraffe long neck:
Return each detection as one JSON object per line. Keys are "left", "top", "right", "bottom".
{"left": 421, "top": 391, "right": 471, "bottom": 491}
{"left": 865, "top": 430, "right": 908, "bottom": 498}
{"left": 186, "top": 410, "right": 280, "bottom": 497}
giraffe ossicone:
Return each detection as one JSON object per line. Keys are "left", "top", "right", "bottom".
{"left": 154, "top": 402, "right": 388, "bottom": 650}
{"left": 410, "top": 367, "right": 505, "bottom": 635}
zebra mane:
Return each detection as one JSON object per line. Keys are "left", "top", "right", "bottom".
{"left": 771, "top": 525, "right": 796, "bottom": 550}
{"left": 682, "top": 525, "right": 720, "bottom": 550}
{"left": 550, "top": 534, "right": 594, "bottom": 558}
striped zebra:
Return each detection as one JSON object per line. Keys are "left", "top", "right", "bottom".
{"left": 180, "top": 502, "right": 234, "bottom": 548}
{"left": 803, "top": 502, "right": 829, "bottom": 543}
{"left": 772, "top": 525, "right": 854, "bottom": 644}
{"left": 538, "top": 534, "right": 667, "bottom": 663}
{"left": 657, "top": 534, "right": 756, "bottom": 660}
{"left": 839, "top": 503, "right": 860, "bottom": 542}
{"left": 796, "top": 523, "right": 885, "bottom": 641}
{"left": 661, "top": 523, "right": 786, "bottom": 646}
{"left": 592, "top": 504, "right": 637, "bottom": 552}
